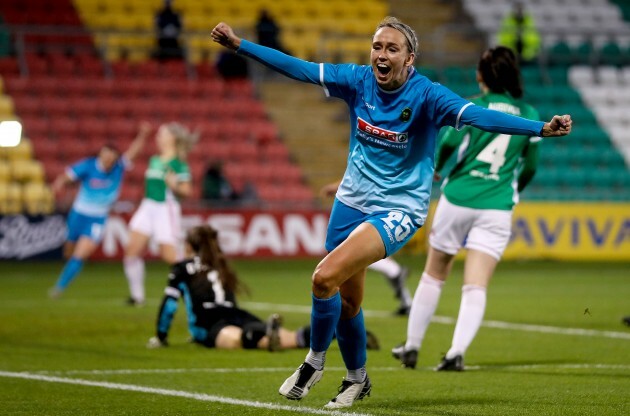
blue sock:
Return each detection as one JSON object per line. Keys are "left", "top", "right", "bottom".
{"left": 336, "top": 308, "right": 367, "bottom": 370}
{"left": 55, "top": 257, "right": 84, "bottom": 290}
{"left": 310, "top": 292, "right": 342, "bottom": 352}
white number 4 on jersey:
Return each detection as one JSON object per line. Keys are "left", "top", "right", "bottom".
{"left": 475, "top": 134, "right": 511, "bottom": 174}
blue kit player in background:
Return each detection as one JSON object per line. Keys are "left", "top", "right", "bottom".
{"left": 212, "top": 17, "right": 572, "bottom": 409}
{"left": 49, "top": 123, "right": 150, "bottom": 298}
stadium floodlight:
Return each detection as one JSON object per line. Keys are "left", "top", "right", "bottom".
{"left": 0, "top": 120, "right": 22, "bottom": 147}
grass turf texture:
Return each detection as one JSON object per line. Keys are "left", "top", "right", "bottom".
{"left": 0, "top": 257, "right": 628, "bottom": 415}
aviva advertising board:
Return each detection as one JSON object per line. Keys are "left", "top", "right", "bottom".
{"left": 405, "top": 202, "right": 630, "bottom": 261}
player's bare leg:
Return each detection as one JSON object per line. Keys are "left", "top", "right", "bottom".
{"left": 280, "top": 223, "right": 383, "bottom": 402}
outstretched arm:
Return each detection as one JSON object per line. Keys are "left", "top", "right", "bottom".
{"left": 124, "top": 122, "right": 151, "bottom": 163}
{"left": 460, "top": 105, "right": 572, "bottom": 138}
{"left": 211, "top": 22, "right": 321, "bottom": 84}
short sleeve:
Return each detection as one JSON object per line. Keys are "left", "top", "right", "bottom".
{"left": 174, "top": 161, "right": 191, "bottom": 182}
{"left": 428, "top": 83, "right": 472, "bottom": 129}
{"left": 67, "top": 158, "right": 92, "bottom": 181}
{"left": 322, "top": 63, "right": 361, "bottom": 100}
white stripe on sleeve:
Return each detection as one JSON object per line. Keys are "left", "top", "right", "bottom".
{"left": 319, "top": 63, "right": 330, "bottom": 97}
{"left": 455, "top": 102, "right": 473, "bottom": 130}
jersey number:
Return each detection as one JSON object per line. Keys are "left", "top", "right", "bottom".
{"left": 381, "top": 211, "right": 413, "bottom": 242}
{"left": 475, "top": 134, "right": 511, "bottom": 173}
{"left": 207, "top": 270, "right": 227, "bottom": 305}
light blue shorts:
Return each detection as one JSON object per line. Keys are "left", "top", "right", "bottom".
{"left": 67, "top": 209, "right": 107, "bottom": 243}
{"left": 325, "top": 199, "right": 419, "bottom": 257}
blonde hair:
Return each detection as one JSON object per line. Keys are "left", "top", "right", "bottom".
{"left": 375, "top": 16, "right": 419, "bottom": 56}
{"left": 165, "top": 122, "right": 199, "bottom": 160}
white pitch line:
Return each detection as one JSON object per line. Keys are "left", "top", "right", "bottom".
{"left": 31, "top": 364, "right": 630, "bottom": 377}
{"left": 242, "top": 302, "right": 630, "bottom": 340}
{"left": 0, "top": 371, "right": 373, "bottom": 416}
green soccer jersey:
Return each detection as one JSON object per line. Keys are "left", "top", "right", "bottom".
{"left": 144, "top": 156, "right": 191, "bottom": 202}
{"left": 436, "top": 92, "right": 541, "bottom": 210}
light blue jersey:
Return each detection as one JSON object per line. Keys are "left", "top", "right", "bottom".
{"left": 67, "top": 157, "right": 128, "bottom": 218}
{"left": 238, "top": 40, "right": 544, "bottom": 228}
{"left": 322, "top": 64, "right": 471, "bottom": 226}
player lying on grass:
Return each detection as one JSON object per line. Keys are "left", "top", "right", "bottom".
{"left": 147, "top": 225, "right": 380, "bottom": 351}
{"left": 393, "top": 46, "right": 546, "bottom": 371}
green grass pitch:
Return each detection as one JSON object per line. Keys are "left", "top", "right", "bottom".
{"left": 0, "top": 257, "right": 628, "bottom": 415}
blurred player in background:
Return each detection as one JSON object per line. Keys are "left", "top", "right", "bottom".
{"left": 48, "top": 123, "right": 150, "bottom": 298}
{"left": 147, "top": 225, "right": 380, "bottom": 351}
{"left": 393, "top": 46, "right": 543, "bottom": 371}
{"left": 321, "top": 180, "right": 411, "bottom": 315}
{"left": 211, "top": 17, "right": 570, "bottom": 409}
{"left": 123, "top": 122, "right": 197, "bottom": 306}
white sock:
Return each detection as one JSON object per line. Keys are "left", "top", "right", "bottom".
{"left": 346, "top": 367, "right": 367, "bottom": 383}
{"left": 124, "top": 256, "right": 145, "bottom": 302}
{"left": 405, "top": 272, "right": 444, "bottom": 351}
{"left": 368, "top": 257, "right": 401, "bottom": 279}
{"left": 305, "top": 349, "right": 326, "bottom": 371}
{"left": 446, "top": 284, "right": 487, "bottom": 359}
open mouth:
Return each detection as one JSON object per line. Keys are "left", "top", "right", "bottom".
{"left": 376, "top": 63, "right": 391, "bottom": 76}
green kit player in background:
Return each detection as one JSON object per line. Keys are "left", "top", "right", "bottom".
{"left": 394, "top": 46, "right": 549, "bottom": 371}
{"left": 123, "top": 122, "right": 198, "bottom": 306}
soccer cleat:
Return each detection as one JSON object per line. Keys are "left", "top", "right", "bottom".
{"left": 48, "top": 287, "right": 63, "bottom": 299}
{"left": 266, "top": 313, "right": 283, "bottom": 352}
{"left": 125, "top": 296, "right": 145, "bottom": 307}
{"left": 435, "top": 355, "right": 464, "bottom": 371}
{"left": 365, "top": 330, "right": 380, "bottom": 350}
{"left": 391, "top": 344, "right": 418, "bottom": 369}
{"left": 279, "top": 362, "right": 323, "bottom": 400}
{"left": 622, "top": 316, "right": 630, "bottom": 327}
{"left": 390, "top": 266, "right": 410, "bottom": 299}
{"left": 395, "top": 304, "right": 411, "bottom": 316}
{"left": 324, "top": 375, "right": 372, "bottom": 409}
{"left": 390, "top": 267, "right": 412, "bottom": 315}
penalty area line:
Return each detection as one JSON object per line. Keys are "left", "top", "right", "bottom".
{"left": 0, "top": 371, "right": 373, "bottom": 416}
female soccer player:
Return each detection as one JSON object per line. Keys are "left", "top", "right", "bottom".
{"left": 123, "top": 122, "right": 197, "bottom": 306}
{"left": 211, "top": 18, "right": 571, "bottom": 409}
{"left": 49, "top": 123, "right": 150, "bottom": 297}
{"left": 146, "top": 225, "right": 381, "bottom": 351}
{"left": 393, "top": 46, "right": 545, "bottom": 371}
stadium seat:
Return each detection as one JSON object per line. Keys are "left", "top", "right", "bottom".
{"left": 0, "top": 182, "right": 22, "bottom": 214}
{"left": 10, "top": 159, "right": 45, "bottom": 183}
{"left": 22, "top": 182, "right": 54, "bottom": 214}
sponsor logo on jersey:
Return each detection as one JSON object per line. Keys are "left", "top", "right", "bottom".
{"left": 89, "top": 178, "right": 114, "bottom": 189}
{"left": 357, "top": 117, "right": 408, "bottom": 143}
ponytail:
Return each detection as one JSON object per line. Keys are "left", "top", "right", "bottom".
{"left": 478, "top": 46, "right": 523, "bottom": 99}
{"left": 185, "top": 225, "right": 245, "bottom": 295}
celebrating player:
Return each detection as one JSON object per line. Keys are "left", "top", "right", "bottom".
{"left": 147, "top": 225, "right": 380, "bottom": 351}
{"left": 123, "top": 122, "right": 198, "bottom": 306}
{"left": 393, "top": 46, "right": 545, "bottom": 371}
{"left": 48, "top": 123, "right": 150, "bottom": 298}
{"left": 211, "top": 17, "right": 571, "bottom": 409}
{"left": 321, "top": 180, "right": 411, "bottom": 315}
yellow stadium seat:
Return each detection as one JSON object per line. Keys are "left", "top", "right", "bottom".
{"left": 4, "top": 139, "right": 33, "bottom": 161}
{"left": 23, "top": 182, "right": 54, "bottom": 215}
{"left": 0, "top": 161, "right": 10, "bottom": 183}
{"left": 0, "top": 95, "right": 15, "bottom": 117}
{"left": 10, "top": 160, "right": 44, "bottom": 183}
{"left": 0, "top": 183, "right": 22, "bottom": 215}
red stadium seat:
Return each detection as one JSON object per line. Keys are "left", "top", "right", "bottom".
{"left": 0, "top": 58, "right": 20, "bottom": 77}
{"left": 50, "top": 117, "right": 79, "bottom": 138}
